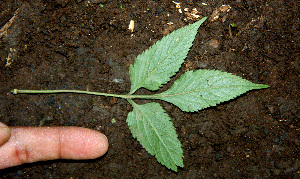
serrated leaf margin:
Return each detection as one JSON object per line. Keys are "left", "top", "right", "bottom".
{"left": 152, "top": 70, "right": 269, "bottom": 112}
{"left": 126, "top": 100, "right": 183, "bottom": 171}
{"left": 129, "top": 17, "right": 207, "bottom": 94}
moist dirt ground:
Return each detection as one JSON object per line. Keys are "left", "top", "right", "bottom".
{"left": 0, "top": 0, "right": 299, "bottom": 178}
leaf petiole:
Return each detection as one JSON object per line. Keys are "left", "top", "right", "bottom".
{"left": 11, "top": 89, "right": 128, "bottom": 98}
{"left": 11, "top": 89, "right": 160, "bottom": 99}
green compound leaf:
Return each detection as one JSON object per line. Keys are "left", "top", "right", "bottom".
{"left": 154, "top": 70, "right": 269, "bottom": 112}
{"left": 129, "top": 17, "right": 207, "bottom": 94}
{"left": 126, "top": 100, "right": 183, "bottom": 172}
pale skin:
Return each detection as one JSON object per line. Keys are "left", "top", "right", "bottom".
{"left": 0, "top": 122, "right": 108, "bottom": 169}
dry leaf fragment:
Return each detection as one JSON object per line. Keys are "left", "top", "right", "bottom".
{"left": 5, "top": 48, "right": 17, "bottom": 67}
{"left": 172, "top": 1, "right": 181, "bottom": 8}
{"left": 128, "top": 20, "right": 134, "bottom": 32}
{"left": 210, "top": 5, "right": 231, "bottom": 22}
{"left": 172, "top": 1, "right": 182, "bottom": 13}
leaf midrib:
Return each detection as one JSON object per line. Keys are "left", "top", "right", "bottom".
{"left": 150, "top": 84, "right": 263, "bottom": 98}
{"left": 133, "top": 102, "right": 179, "bottom": 167}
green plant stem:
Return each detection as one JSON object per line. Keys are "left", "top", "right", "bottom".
{"left": 126, "top": 98, "right": 136, "bottom": 106}
{"left": 11, "top": 89, "right": 160, "bottom": 99}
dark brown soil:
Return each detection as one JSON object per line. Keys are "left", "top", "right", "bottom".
{"left": 0, "top": 0, "right": 299, "bottom": 178}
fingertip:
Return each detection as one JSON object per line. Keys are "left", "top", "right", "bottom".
{"left": 94, "top": 132, "right": 109, "bottom": 158}
{"left": 60, "top": 127, "right": 109, "bottom": 160}
{"left": 84, "top": 130, "right": 109, "bottom": 158}
{"left": 0, "top": 122, "right": 11, "bottom": 146}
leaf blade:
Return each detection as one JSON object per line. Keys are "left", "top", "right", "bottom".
{"left": 126, "top": 101, "right": 183, "bottom": 171}
{"left": 154, "top": 70, "right": 269, "bottom": 112}
{"left": 129, "top": 17, "right": 207, "bottom": 94}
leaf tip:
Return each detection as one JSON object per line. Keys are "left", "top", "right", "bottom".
{"left": 253, "top": 84, "right": 270, "bottom": 89}
{"left": 261, "top": 84, "right": 270, "bottom": 88}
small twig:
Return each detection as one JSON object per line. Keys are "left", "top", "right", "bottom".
{"left": 0, "top": 7, "right": 22, "bottom": 39}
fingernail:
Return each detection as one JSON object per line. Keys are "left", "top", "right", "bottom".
{"left": 0, "top": 122, "right": 9, "bottom": 128}
{"left": 0, "top": 122, "right": 11, "bottom": 145}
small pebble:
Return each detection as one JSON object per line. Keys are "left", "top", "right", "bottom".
{"left": 208, "top": 39, "right": 219, "bottom": 48}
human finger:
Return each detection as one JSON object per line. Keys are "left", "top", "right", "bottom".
{"left": 0, "top": 126, "right": 108, "bottom": 169}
